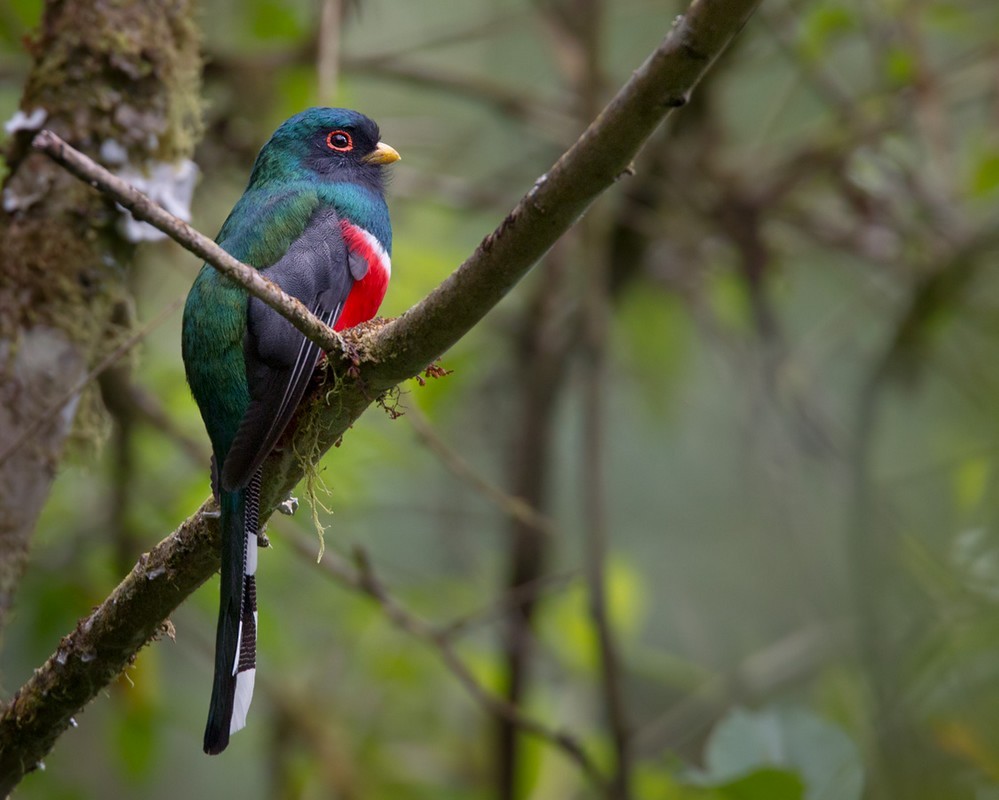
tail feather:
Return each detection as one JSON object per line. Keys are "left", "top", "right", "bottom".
{"left": 204, "top": 469, "right": 262, "bottom": 755}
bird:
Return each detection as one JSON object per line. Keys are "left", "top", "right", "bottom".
{"left": 181, "top": 107, "right": 399, "bottom": 755}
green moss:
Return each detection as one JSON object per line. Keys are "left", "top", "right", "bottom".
{"left": 1, "top": 0, "right": 203, "bottom": 336}
{"left": 288, "top": 365, "right": 351, "bottom": 560}
{"left": 20, "top": 0, "right": 202, "bottom": 162}
{"left": 0, "top": 0, "right": 205, "bottom": 454}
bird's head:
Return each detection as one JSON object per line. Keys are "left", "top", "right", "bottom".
{"left": 248, "top": 107, "right": 400, "bottom": 191}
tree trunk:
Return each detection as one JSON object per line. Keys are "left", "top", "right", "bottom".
{"left": 0, "top": 0, "right": 201, "bottom": 633}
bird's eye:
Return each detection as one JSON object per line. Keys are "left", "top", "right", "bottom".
{"left": 326, "top": 130, "right": 353, "bottom": 152}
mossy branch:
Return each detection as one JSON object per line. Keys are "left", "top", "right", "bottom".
{"left": 0, "top": 503, "right": 218, "bottom": 795}
{"left": 0, "top": 0, "right": 761, "bottom": 792}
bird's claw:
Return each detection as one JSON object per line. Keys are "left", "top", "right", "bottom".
{"left": 277, "top": 495, "right": 299, "bottom": 516}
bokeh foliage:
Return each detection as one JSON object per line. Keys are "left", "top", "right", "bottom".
{"left": 2, "top": 0, "right": 999, "bottom": 798}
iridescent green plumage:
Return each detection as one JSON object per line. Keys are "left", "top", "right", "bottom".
{"left": 183, "top": 190, "right": 318, "bottom": 459}
{"left": 181, "top": 107, "right": 396, "bottom": 754}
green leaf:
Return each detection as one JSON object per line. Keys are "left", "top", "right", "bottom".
{"left": 635, "top": 763, "right": 683, "bottom": 798}
{"left": 801, "top": 4, "right": 858, "bottom": 58}
{"left": 698, "top": 706, "right": 864, "bottom": 800}
{"left": 540, "top": 581, "right": 599, "bottom": 673}
{"left": 679, "top": 766, "right": 803, "bottom": 800}
{"left": 716, "top": 768, "right": 804, "bottom": 800}
{"left": 615, "top": 287, "right": 689, "bottom": 418}
{"left": 884, "top": 47, "right": 916, "bottom": 86}
{"left": 248, "top": 0, "right": 305, "bottom": 41}
{"left": 971, "top": 148, "right": 999, "bottom": 198}
{"left": 708, "top": 270, "right": 755, "bottom": 336}
{"left": 112, "top": 701, "right": 158, "bottom": 782}
{"left": 607, "top": 556, "right": 648, "bottom": 640}
{"left": 954, "top": 456, "right": 990, "bottom": 512}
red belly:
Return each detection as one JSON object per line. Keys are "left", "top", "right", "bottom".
{"left": 335, "top": 219, "right": 391, "bottom": 331}
{"left": 335, "top": 265, "right": 389, "bottom": 331}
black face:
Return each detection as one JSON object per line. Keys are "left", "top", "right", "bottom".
{"left": 303, "top": 116, "right": 384, "bottom": 190}
{"left": 251, "top": 108, "right": 394, "bottom": 191}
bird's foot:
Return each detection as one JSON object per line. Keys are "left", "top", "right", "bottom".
{"left": 257, "top": 528, "right": 271, "bottom": 548}
{"left": 276, "top": 495, "right": 299, "bottom": 516}
{"left": 203, "top": 509, "right": 221, "bottom": 520}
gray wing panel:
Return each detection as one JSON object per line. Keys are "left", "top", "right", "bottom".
{"left": 220, "top": 207, "right": 353, "bottom": 491}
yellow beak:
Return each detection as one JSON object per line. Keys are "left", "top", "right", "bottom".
{"left": 363, "top": 142, "right": 401, "bottom": 165}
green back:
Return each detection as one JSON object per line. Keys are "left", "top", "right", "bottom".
{"left": 181, "top": 187, "right": 319, "bottom": 459}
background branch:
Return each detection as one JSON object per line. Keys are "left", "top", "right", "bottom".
{"left": 406, "top": 404, "right": 557, "bottom": 539}
{"left": 284, "top": 532, "right": 606, "bottom": 787}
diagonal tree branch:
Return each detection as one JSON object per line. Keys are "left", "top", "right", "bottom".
{"left": 362, "top": 3, "right": 759, "bottom": 381}
{"left": 0, "top": 1, "right": 761, "bottom": 792}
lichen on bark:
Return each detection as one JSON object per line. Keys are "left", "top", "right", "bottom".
{"left": 0, "top": 0, "right": 203, "bottom": 633}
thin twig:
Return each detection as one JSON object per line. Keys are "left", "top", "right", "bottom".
{"left": 102, "top": 375, "right": 209, "bottom": 465}
{"left": 346, "top": 13, "right": 523, "bottom": 67}
{"left": 632, "top": 622, "right": 847, "bottom": 754}
{"left": 406, "top": 404, "right": 557, "bottom": 538}
{"left": 439, "top": 570, "right": 579, "bottom": 641}
{"left": 31, "top": 130, "right": 343, "bottom": 355}
{"left": 285, "top": 531, "right": 606, "bottom": 788}
{"left": 349, "top": 60, "right": 573, "bottom": 136}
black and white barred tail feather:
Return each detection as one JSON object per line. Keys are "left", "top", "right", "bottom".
{"left": 204, "top": 469, "right": 262, "bottom": 755}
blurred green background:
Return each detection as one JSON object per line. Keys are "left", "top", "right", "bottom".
{"left": 3, "top": 0, "right": 999, "bottom": 798}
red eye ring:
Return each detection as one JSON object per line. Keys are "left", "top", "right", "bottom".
{"left": 326, "top": 130, "right": 353, "bottom": 152}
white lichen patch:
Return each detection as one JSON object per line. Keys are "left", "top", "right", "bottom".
{"left": 3, "top": 107, "right": 47, "bottom": 135}
{"left": 99, "top": 139, "right": 129, "bottom": 166}
{"left": 2, "top": 184, "right": 46, "bottom": 213}
{"left": 115, "top": 159, "right": 199, "bottom": 242}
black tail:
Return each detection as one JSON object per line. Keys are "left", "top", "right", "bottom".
{"left": 204, "top": 470, "right": 261, "bottom": 754}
